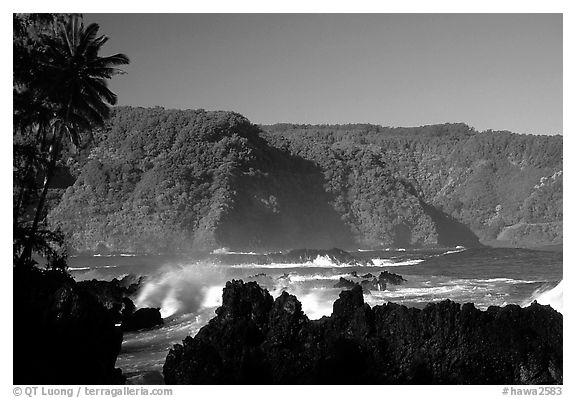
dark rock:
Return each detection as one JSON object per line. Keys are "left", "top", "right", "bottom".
{"left": 14, "top": 266, "right": 125, "bottom": 384}
{"left": 78, "top": 274, "right": 145, "bottom": 313}
{"left": 360, "top": 278, "right": 385, "bottom": 292}
{"left": 361, "top": 273, "right": 374, "bottom": 279}
{"left": 78, "top": 279, "right": 129, "bottom": 313}
{"left": 215, "top": 280, "right": 273, "bottom": 328}
{"left": 332, "top": 286, "right": 366, "bottom": 320}
{"left": 333, "top": 277, "right": 358, "bottom": 290}
{"left": 124, "top": 308, "right": 163, "bottom": 331}
{"left": 118, "top": 274, "right": 146, "bottom": 295}
{"left": 164, "top": 280, "right": 273, "bottom": 384}
{"left": 377, "top": 270, "right": 406, "bottom": 285}
{"left": 122, "top": 297, "right": 136, "bottom": 320}
{"left": 77, "top": 275, "right": 160, "bottom": 330}
{"left": 334, "top": 276, "right": 382, "bottom": 294}
{"left": 163, "top": 280, "right": 563, "bottom": 384}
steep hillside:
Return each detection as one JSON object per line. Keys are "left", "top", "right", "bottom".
{"left": 262, "top": 123, "right": 562, "bottom": 248}
{"left": 50, "top": 107, "right": 353, "bottom": 254}
{"left": 50, "top": 107, "right": 562, "bottom": 254}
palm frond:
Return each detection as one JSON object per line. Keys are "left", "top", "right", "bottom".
{"left": 84, "top": 78, "right": 118, "bottom": 105}
{"left": 89, "top": 53, "right": 130, "bottom": 68}
{"left": 78, "top": 23, "right": 100, "bottom": 55}
{"left": 59, "top": 21, "right": 74, "bottom": 57}
{"left": 88, "top": 66, "right": 127, "bottom": 79}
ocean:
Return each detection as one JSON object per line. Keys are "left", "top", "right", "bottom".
{"left": 67, "top": 246, "right": 563, "bottom": 384}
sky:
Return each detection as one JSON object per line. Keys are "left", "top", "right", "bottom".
{"left": 84, "top": 13, "right": 562, "bottom": 135}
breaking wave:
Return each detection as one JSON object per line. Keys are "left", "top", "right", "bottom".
{"left": 135, "top": 263, "right": 226, "bottom": 318}
{"left": 370, "top": 258, "right": 424, "bottom": 266}
{"left": 230, "top": 255, "right": 358, "bottom": 269}
{"left": 211, "top": 248, "right": 262, "bottom": 255}
{"left": 522, "top": 280, "right": 563, "bottom": 313}
{"left": 442, "top": 248, "right": 467, "bottom": 255}
{"left": 477, "top": 277, "right": 534, "bottom": 284}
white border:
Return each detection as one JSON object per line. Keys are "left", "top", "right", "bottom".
{"left": 3, "top": 2, "right": 573, "bottom": 397}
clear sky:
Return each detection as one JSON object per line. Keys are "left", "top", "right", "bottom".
{"left": 85, "top": 13, "right": 562, "bottom": 135}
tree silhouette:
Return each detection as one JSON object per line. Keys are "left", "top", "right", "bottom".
{"left": 14, "top": 14, "right": 129, "bottom": 267}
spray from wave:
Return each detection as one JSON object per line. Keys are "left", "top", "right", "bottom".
{"left": 135, "top": 262, "right": 226, "bottom": 318}
{"left": 522, "top": 280, "right": 563, "bottom": 313}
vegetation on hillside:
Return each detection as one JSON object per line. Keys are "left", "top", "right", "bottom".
{"left": 50, "top": 108, "right": 562, "bottom": 253}
{"left": 51, "top": 107, "right": 354, "bottom": 253}
{"left": 262, "top": 123, "right": 562, "bottom": 246}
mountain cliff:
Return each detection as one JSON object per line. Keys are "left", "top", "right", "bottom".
{"left": 49, "top": 107, "right": 562, "bottom": 254}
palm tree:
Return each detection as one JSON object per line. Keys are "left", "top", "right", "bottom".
{"left": 17, "top": 15, "right": 129, "bottom": 267}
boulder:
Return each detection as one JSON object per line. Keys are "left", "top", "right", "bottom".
{"left": 124, "top": 308, "right": 163, "bottom": 331}
{"left": 360, "top": 278, "right": 385, "bottom": 292}
{"left": 377, "top": 270, "right": 406, "bottom": 285}
{"left": 333, "top": 277, "right": 358, "bottom": 290}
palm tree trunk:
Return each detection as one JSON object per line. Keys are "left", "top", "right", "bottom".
{"left": 14, "top": 125, "right": 47, "bottom": 226}
{"left": 18, "top": 97, "right": 74, "bottom": 268}
{"left": 17, "top": 128, "right": 63, "bottom": 267}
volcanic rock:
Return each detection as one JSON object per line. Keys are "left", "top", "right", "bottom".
{"left": 163, "top": 280, "right": 562, "bottom": 384}
{"left": 124, "top": 308, "right": 163, "bottom": 331}
{"left": 14, "top": 266, "right": 125, "bottom": 384}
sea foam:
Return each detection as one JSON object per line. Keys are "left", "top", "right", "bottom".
{"left": 370, "top": 258, "right": 424, "bottom": 266}
{"left": 135, "top": 262, "right": 226, "bottom": 318}
{"left": 522, "top": 280, "right": 563, "bottom": 313}
{"left": 230, "top": 255, "right": 356, "bottom": 269}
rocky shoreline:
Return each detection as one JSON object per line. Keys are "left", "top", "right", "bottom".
{"left": 164, "top": 280, "right": 562, "bottom": 384}
{"left": 14, "top": 268, "right": 163, "bottom": 384}
{"left": 14, "top": 267, "right": 125, "bottom": 384}
{"left": 14, "top": 265, "right": 562, "bottom": 385}
{"left": 78, "top": 275, "right": 163, "bottom": 332}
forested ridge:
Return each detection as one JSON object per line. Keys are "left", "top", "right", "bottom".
{"left": 262, "top": 122, "right": 562, "bottom": 248}
{"left": 49, "top": 106, "right": 562, "bottom": 254}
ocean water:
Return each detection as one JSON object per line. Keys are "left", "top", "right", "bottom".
{"left": 68, "top": 247, "right": 563, "bottom": 384}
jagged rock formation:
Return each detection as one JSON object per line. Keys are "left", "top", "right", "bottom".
{"left": 376, "top": 270, "right": 407, "bottom": 285}
{"left": 333, "top": 277, "right": 360, "bottom": 290}
{"left": 334, "top": 271, "right": 406, "bottom": 293}
{"left": 163, "top": 280, "right": 562, "bottom": 384}
{"left": 78, "top": 275, "right": 163, "bottom": 331}
{"left": 13, "top": 267, "right": 125, "bottom": 384}
{"left": 77, "top": 276, "right": 142, "bottom": 318}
